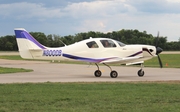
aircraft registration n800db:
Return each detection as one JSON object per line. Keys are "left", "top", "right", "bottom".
{"left": 14, "top": 28, "right": 163, "bottom": 78}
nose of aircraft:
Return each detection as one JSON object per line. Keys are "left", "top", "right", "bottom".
{"left": 156, "top": 47, "right": 163, "bottom": 55}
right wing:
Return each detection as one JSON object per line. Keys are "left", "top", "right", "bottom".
{"left": 100, "top": 56, "right": 143, "bottom": 65}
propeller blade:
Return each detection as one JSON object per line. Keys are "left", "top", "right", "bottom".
{"left": 155, "top": 31, "right": 163, "bottom": 68}
{"left": 157, "top": 55, "right": 163, "bottom": 68}
{"left": 155, "top": 31, "right": 159, "bottom": 47}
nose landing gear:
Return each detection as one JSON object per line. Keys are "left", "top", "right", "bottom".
{"left": 137, "top": 63, "right": 145, "bottom": 77}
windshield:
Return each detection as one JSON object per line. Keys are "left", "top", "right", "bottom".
{"left": 116, "top": 41, "right": 126, "bottom": 47}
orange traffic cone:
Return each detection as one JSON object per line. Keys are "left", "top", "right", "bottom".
{"left": 165, "top": 63, "right": 168, "bottom": 67}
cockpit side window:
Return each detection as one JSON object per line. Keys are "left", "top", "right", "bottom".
{"left": 86, "top": 41, "right": 99, "bottom": 48}
{"left": 100, "top": 40, "right": 116, "bottom": 48}
{"left": 116, "top": 41, "right": 126, "bottom": 47}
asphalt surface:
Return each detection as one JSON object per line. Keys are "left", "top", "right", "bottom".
{"left": 0, "top": 59, "right": 180, "bottom": 83}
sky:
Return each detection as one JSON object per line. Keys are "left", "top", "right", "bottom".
{"left": 1, "top": 0, "right": 180, "bottom": 41}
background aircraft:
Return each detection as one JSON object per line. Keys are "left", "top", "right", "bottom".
{"left": 14, "top": 28, "right": 163, "bottom": 78}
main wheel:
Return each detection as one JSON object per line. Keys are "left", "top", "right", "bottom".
{"left": 94, "top": 70, "right": 102, "bottom": 77}
{"left": 110, "top": 71, "right": 118, "bottom": 78}
{"left": 137, "top": 69, "right": 144, "bottom": 77}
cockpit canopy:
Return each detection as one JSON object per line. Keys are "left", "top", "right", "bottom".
{"left": 86, "top": 39, "right": 126, "bottom": 48}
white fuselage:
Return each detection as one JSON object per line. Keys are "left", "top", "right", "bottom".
{"left": 21, "top": 38, "right": 156, "bottom": 64}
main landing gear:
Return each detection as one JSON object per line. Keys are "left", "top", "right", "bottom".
{"left": 94, "top": 63, "right": 145, "bottom": 78}
{"left": 94, "top": 63, "right": 118, "bottom": 78}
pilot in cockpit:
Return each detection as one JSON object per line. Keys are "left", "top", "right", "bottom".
{"left": 102, "top": 40, "right": 110, "bottom": 47}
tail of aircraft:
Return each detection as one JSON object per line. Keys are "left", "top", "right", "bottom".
{"left": 14, "top": 28, "right": 46, "bottom": 59}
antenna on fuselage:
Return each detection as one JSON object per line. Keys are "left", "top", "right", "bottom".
{"left": 59, "top": 39, "right": 67, "bottom": 46}
{"left": 52, "top": 34, "right": 67, "bottom": 46}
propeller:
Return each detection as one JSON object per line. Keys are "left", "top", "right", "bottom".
{"left": 155, "top": 32, "right": 163, "bottom": 68}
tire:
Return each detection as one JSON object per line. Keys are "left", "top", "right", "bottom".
{"left": 94, "top": 70, "right": 102, "bottom": 77}
{"left": 110, "top": 71, "right": 118, "bottom": 78}
{"left": 137, "top": 69, "right": 144, "bottom": 77}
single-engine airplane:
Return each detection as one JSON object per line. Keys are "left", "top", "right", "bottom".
{"left": 14, "top": 28, "right": 163, "bottom": 78}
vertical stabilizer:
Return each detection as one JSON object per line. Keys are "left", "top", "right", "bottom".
{"left": 14, "top": 28, "right": 46, "bottom": 59}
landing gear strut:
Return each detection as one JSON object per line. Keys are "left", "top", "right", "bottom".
{"left": 137, "top": 63, "right": 145, "bottom": 77}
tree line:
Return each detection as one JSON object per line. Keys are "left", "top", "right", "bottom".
{"left": 0, "top": 29, "right": 180, "bottom": 51}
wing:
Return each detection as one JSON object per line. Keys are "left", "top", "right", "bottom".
{"left": 100, "top": 56, "right": 143, "bottom": 65}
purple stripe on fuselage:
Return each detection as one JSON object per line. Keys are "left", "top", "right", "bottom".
{"left": 63, "top": 53, "right": 116, "bottom": 63}
{"left": 128, "top": 48, "right": 153, "bottom": 57}
{"left": 14, "top": 30, "right": 45, "bottom": 49}
{"left": 128, "top": 51, "right": 142, "bottom": 57}
{"left": 143, "top": 48, "right": 153, "bottom": 56}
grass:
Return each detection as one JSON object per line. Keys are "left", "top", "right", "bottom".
{"left": 0, "top": 55, "right": 22, "bottom": 60}
{"left": 0, "top": 82, "right": 180, "bottom": 112}
{"left": 0, "top": 67, "right": 33, "bottom": 74}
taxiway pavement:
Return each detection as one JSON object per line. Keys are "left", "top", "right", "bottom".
{"left": 0, "top": 59, "right": 180, "bottom": 83}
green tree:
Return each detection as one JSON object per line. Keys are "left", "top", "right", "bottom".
{"left": 0, "top": 35, "right": 17, "bottom": 51}
{"left": 5, "top": 41, "right": 13, "bottom": 50}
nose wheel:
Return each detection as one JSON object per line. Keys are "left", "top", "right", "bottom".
{"left": 137, "top": 69, "right": 144, "bottom": 77}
